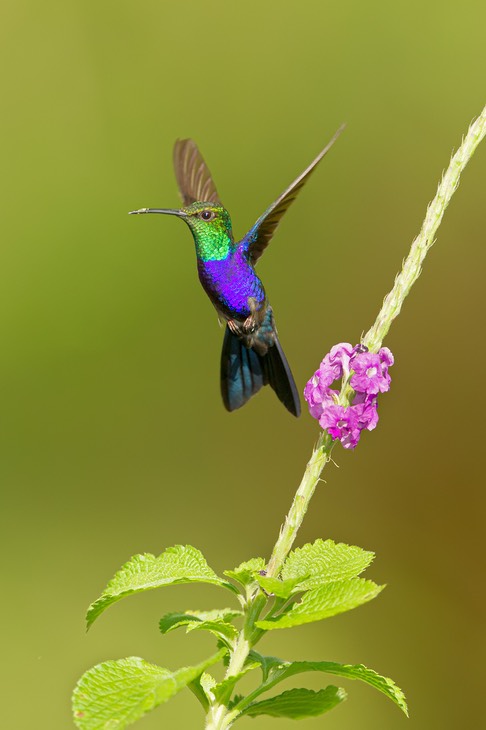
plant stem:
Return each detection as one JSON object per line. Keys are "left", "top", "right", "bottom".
{"left": 267, "top": 105, "right": 486, "bottom": 578}
{"left": 205, "top": 594, "right": 266, "bottom": 729}
{"left": 266, "top": 432, "right": 333, "bottom": 577}
{"left": 204, "top": 635, "right": 252, "bottom": 729}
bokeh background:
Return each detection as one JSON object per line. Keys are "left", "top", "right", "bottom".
{"left": 1, "top": 1, "right": 485, "bottom": 728}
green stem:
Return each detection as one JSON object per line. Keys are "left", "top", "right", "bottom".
{"left": 205, "top": 594, "right": 266, "bottom": 729}
{"left": 267, "top": 104, "right": 486, "bottom": 578}
{"left": 266, "top": 432, "right": 334, "bottom": 578}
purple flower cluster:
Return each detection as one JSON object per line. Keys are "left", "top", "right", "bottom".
{"left": 304, "top": 343, "right": 394, "bottom": 449}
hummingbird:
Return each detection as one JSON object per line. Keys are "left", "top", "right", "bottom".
{"left": 129, "top": 126, "right": 344, "bottom": 416}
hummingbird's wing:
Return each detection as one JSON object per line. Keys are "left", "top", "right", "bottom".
{"left": 244, "top": 125, "right": 345, "bottom": 265}
{"left": 173, "top": 139, "right": 222, "bottom": 206}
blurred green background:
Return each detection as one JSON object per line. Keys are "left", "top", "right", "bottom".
{"left": 1, "top": 1, "right": 485, "bottom": 728}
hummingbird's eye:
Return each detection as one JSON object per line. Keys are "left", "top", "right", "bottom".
{"left": 199, "top": 209, "right": 214, "bottom": 221}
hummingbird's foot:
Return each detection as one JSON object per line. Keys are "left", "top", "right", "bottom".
{"left": 227, "top": 316, "right": 257, "bottom": 337}
{"left": 227, "top": 319, "right": 243, "bottom": 336}
{"left": 242, "top": 314, "right": 258, "bottom": 334}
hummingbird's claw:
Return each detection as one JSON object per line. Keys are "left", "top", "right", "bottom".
{"left": 243, "top": 314, "right": 257, "bottom": 334}
{"left": 227, "top": 319, "right": 242, "bottom": 336}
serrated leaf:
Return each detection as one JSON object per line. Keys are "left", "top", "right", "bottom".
{"left": 159, "top": 612, "right": 198, "bottom": 634}
{"left": 256, "top": 578, "right": 384, "bottom": 629}
{"left": 255, "top": 659, "right": 408, "bottom": 716}
{"left": 72, "top": 649, "right": 226, "bottom": 729}
{"left": 87, "top": 546, "right": 236, "bottom": 628}
{"left": 213, "top": 662, "right": 261, "bottom": 702}
{"left": 247, "top": 651, "right": 284, "bottom": 682}
{"left": 224, "top": 557, "right": 266, "bottom": 587}
{"left": 228, "top": 693, "right": 245, "bottom": 710}
{"left": 159, "top": 608, "right": 241, "bottom": 635}
{"left": 282, "top": 539, "right": 374, "bottom": 590}
{"left": 200, "top": 672, "right": 217, "bottom": 699}
{"left": 241, "top": 686, "right": 346, "bottom": 719}
{"left": 255, "top": 575, "right": 303, "bottom": 599}
{"left": 187, "top": 619, "right": 239, "bottom": 641}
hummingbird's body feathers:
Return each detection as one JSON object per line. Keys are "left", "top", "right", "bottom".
{"left": 198, "top": 251, "right": 265, "bottom": 320}
{"left": 173, "top": 139, "right": 221, "bottom": 206}
{"left": 130, "top": 127, "right": 344, "bottom": 415}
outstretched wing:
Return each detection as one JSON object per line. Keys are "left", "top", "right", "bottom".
{"left": 244, "top": 125, "right": 345, "bottom": 265}
{"left": 173, "top": 139, "right": 222, "bottom": 206}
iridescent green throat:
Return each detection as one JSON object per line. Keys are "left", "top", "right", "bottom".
{"left": 182, "top": 203, "right": 234, "bottom": 262}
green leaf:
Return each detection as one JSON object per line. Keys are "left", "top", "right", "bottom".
{"left": 186, "top": 619, "right": 239, "bottom": 641}
{"left": 228, "top": 694, "right": 245, "bottom": 710}
{"left": 87, "top": 546, "right": 237, "bottom": 628}
{"left": 255, "top": 575, "right": 303, "bottom": 599}
{"left": 72, "top": 649, "right": 226, "bottom": 729}
{"left": 247, "top": 651, "right": 283, "bottom": 682}
{"left": 256, "top": 578, "right": 384, "bottom": 630}
{"left": 159, "top": 612, "right": 198, "bottom": 634}
{"left": 282, "top": 539, "right": 374, "bottom": 590}
{"left": 187, "top": 674, "right": 211, "bottom": 711}
{"left": 254, "top": 659, "right": 408, "bottom": 716}
{"left": 224, "top": 557, "right": 266, "bottom": 587}
{"left": 241, "top": 686, "right": 346, "bottom": 719}
{"left": 159, "top": 608, "right": 241, "bottom": 635}
{"left": 199, "top": 672, "right": 217, "bottom": 699}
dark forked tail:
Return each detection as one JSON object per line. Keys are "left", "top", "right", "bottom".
{"left": 220, "top": 326, "right": 301, "bottom": 416}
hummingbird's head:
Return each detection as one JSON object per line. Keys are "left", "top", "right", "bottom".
{"left": 179, "top": 202, "right": 233, "bottom": 240}
{"left": 129, "top": 201, "right": 235, "bottom": 260}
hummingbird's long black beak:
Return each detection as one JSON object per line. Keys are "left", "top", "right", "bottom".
{"left": 128, "top": 207, "right": 185, "bottom": 216}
